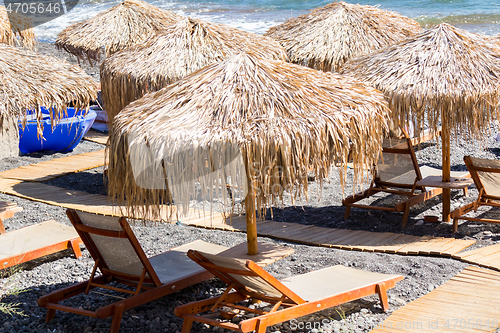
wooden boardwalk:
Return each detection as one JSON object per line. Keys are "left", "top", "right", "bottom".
{"left": 83, "top": 130, "right": 108, "bottom": 145}
{"left": 184, "top": 215, "right": 475, "bottom": 256}
{"left": 0, "top": 149, "right": 106, "bottom": 182}
{"left": 369, "top": 266, "right": 500, "bottom": 333}
{"left": 0, "top": 178, "right": 224, "bottom": 223}
{"left": 0, "top": 148, "right": 481, "bottom": 258}
{"left": 453, "top": 243, "right": 500, "bottom": 271}
{"left": 0, "top": 174, "right": 475, "bottom": 257}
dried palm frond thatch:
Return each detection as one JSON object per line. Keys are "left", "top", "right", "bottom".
{"left": 56, "top": 0, "right": 181, "bottom": 63}
{"left": 0, "top": 6, "right": 36, "bottom": 49}
{"left": 265, "top": 1, "right": 422, "bottom": 72}
{"left": 101, "top": 17, "right": 288, "bottom": 129}
{"left": 341, "top": 23, "right": 500, "bottom": 222}
{"left": 0, "top": 44, "right": 98, "bottom": 134}
{"left": 341, "top": 23, "right": 500, "bottom": 140}
{"left": 108, "top": 53, "right": 390, "bottom": 225}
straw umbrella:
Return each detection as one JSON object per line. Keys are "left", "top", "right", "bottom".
{"left": 264, "top": 1, "right": 422, "bottom": 72}
{"left": 108, "top": 53, "right": 390, "bottom": 255}
{"left": 341, "top": 23, "right": 500, "bottom": 222}
{"left": 100, "top": 17, "right": 288, "bottom": 129}
{"left": 56, "top": 0, "right": 181, "bottom": 63}
{"left": 0, "top": 6, "right": 35, "bottom": 49}
{"left": 0, "top": 43, "right": 98, "bottom": 134}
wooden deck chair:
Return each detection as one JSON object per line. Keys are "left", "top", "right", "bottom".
{"left": 38, "top": 209, "right": 230, "bottom": 333}
{"left": 1, "top": 202, "right": 82, "bottom": 269}
{"left": 343, "top": 135, "right": 442, "bottom": 228}
{"left": 343, "top": 133, "right": 468, "bottom": 228}
{"left": 0, "top": 200, "right": 22, "bottom": 234}
{"left": 175, "top": 250, "right": 403, "bottom": 333}
{"left": 451, "top": 156, "right": 500, "bottom": 233}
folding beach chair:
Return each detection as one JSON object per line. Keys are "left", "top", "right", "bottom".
{"left": 343, "top": 133, "right": 468, "bottom": 228}
{"left": 0, "top": 200, "right": 22, "bottom": 234}
{"left": 38, "top": 209, "right": 231, "bottom": 333}
{"left": 451, "top": 156, "right": 500, "bottom": 233}
{"left": 1, "top": 202, "right": 82, "bottom": 269}
{"left": 175, "top": 250, "right": 403, "bottom": 333}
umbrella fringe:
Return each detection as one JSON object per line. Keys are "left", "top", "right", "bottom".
{"left": 107, "top": 53, "right": 389, "bottom": 221}
{"left": 100, "top": 17, "right": 288, "bottom": 129}
{"left": 0, "top": 44, "right": 98, "bottom": 136}
{"left": 56, "top": 0, "right": 181, "bottom": 63}
{"left": 265, "top": 1, "right": 422, "bottom": 72}
{"left": 0, "top": 6, "right": 36, "bottom": 49}
{"left": 342, "top": 23, "right": 500, "bottom": 142}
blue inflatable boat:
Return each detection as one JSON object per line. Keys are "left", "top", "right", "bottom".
{"left": 19, "top": 107, "right": 97, "bottom": 154}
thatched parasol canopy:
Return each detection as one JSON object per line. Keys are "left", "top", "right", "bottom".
{"left": 0, "top": 6, "right": 36, "bottom": 49}
{"left": 101, "top": 17, "right": 288, "bottom": 129}
{"left": 0, "top": 44, "right": 98, "bottom": 133}
{"left": 56, "top": 0, "right": 181, "bottom": 63}
{"left": 264, "top": 1, "right": 422, "bottom": 72}
{"left": 341, "top": 23, "right": 500, "bottom": 221}
{"left": 108, "top": 53, "right": 390, "bottom": 254}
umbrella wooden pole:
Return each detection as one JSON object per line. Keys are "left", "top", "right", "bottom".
{"left": 243, "top": 151, "right": 258, "bottom": 256}
{"left": 441, "top": 113, "right": 451, "bottom": 222}
{"left": 245, "top": 183, "right": 259, "bottom": 256}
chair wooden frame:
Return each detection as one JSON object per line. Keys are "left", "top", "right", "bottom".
{"left": 175, "top": 250, "right": 403, "bottom": 333}
{"left": 451, "top": 156, "right": 500, "bottom": 233}
{"left": 0, "top": 201, "right": 22, "bottom": 234}
{"left": 38, "top": 209, "right": 220, "bottom": 333}
{"left": 343, "top": 133, "right": 442, "bottom": 228}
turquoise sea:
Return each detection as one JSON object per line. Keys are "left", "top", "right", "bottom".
{"left": 20, "top": 0, "right": 500, "bottom": 42}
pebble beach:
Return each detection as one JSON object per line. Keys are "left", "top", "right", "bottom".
{"left": 0, "top": 44, "right": 500, "bottom": 333}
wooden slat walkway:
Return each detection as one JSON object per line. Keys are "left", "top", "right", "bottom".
{"left": 453, "top": 243, "right": 500, "bottom": 271}
{"left": 0, "top": 174, "right": 475, "bottom": 257}
{"left": 83, "top": 130, "right": 108, "bottom": 145}
{"left": 369, "top": 266, "right": 500, "bottom": 333}
{"left": 184, "top": 215, "right": 475, "bottom": 256}
{"left": 0, "top": 178, "right": 225, "bottom": 223}
{"left": 0, "top": 149, "right": 106, "bottom": 182}
{"left": 0, "top": 178, "right": 160, "bottom": 221}
{"left": 0, "top": 154, "right": 477, "bottom": 258}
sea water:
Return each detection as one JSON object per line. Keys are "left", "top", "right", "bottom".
{"left": 10, "top": 0, "right": 500, "bottom": 42}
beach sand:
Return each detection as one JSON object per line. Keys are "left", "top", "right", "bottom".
{"left": 1, "top": 42, "right": 500, "bottom": 333}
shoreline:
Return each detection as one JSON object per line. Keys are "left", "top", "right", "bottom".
{"left": 36, "top": 42, "right": 101, "bottom": 82}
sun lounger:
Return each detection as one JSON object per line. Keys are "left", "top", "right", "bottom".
{"left": 174, "top": 250, "right": 403, "bottom": 333}
{"left": 0, "top": 200, "right": 22, "bottom": 234}
{"left": 343, "top": 135, "right": 442, "bottom": 228}
{"left": 0, "top": 201, "right": 81, "bottom": 269}
{"left": 451, "top": 156, "right": 500, "bottom": 232}
{"left": 343, "top": 133, "right": 469, "bottom": 228}
{"left": 0, "top": 220, "right": 82, "bottom": 269}
{"left": 38, "top": 209, "right": 293, "bottom": 333}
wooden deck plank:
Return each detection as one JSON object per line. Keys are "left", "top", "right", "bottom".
{"left": 369, "top": 267, "right": 500, "bottom": 333}
{"left": 361, "top": 233, "right": 410, "bottom": 253}
{"left": 396, "top": 235, "right": 435, "bottom": 255}
{"left": 416, "top": 237, "right": 452, "bottom": 256}
{"left": 380, "top": 234, "right": 428, "bottom": 254}
{"left": 453, "top": 243, "right": 500, "bottom": 271}
{"left": 268, "top": 225, "right": 321, "bottom": 241}
{"left": 438, "top": 239, "right": 477, "bottom": 257}
{"left": 83, "top": 130, "right": 109, "bottom": 145}
{"left": 322, "top": 229, "right": 367, "bottom": 245}
{"left": 0, "top": 149, "right": 106, "bottom": 182}
{"left": 300, "top": 229, "right": 343, "bottom": 245}
{"left": 353, "top": 232, "right": 395, "bottom": 247}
